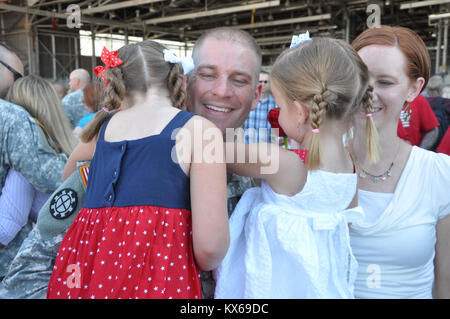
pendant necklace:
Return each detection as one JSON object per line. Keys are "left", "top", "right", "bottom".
{"left": 356, "top": 140, "right": 400, "bottom": 183}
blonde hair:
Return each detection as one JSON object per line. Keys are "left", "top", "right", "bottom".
{"left": 271, "top": 37, "right": 378, "bottom": 169}
{"left": 6, "top": 75, "right": 78, "bottom": 157}
{"left": 81, "top": 40, "right": 186, "bottom": 142}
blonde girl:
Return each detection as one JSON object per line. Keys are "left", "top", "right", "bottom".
{"left": 214, "top": 36, "right": 378, "bottom": 298}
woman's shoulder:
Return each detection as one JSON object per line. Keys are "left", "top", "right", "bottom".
{"left": 406, "top": 147, "right": 450, "bottom": 193}
{"left": 410, "top": 146, "right": 450, "bottom": 169}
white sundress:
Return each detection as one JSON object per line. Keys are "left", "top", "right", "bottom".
{"left": 214, "top": 169, "right": 364, "bottom": 299}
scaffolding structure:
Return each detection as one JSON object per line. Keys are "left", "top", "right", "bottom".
{"left": 0, "top": 0, "right": 449, "bottom": 82}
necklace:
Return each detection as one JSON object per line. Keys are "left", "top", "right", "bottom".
{"left": 357, "top": 162, "right": 394, "bottom": 182}
{"left": 356, "top": 139, "right": 400, "bottom": 183}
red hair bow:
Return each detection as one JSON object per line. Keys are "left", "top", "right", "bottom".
{"left": 94, "top": 47, "right": 123, "bottom": 85}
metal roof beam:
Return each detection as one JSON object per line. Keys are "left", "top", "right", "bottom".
{"left": 82, "top": 0, "right": 165, "bottom": 15}
{"left": 144, "top": 0, "right": 280, "bottom": 25}
{"left": 400, "top": 0, "right": 450, "bottom": 10}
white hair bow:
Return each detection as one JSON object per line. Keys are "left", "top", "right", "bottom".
{"left": 163, "top": 49, "right": 195, "bottom": 75}
{"left": 290, "top": 31, "right": 311, "bottom": 48}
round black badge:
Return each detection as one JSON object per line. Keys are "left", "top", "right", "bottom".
{"left": 49, "top": 188, "right": 78, "bottom": 220}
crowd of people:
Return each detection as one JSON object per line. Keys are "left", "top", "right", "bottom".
{"left": 0, "top": 24, "right": 449, "bottom": 300}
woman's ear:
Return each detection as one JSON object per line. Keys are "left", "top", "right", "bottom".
{"left": 406, "top": 76, "right": 425, "bottom": 103}
{"left": 293, "top": 100, "right": 310, "bottom": 125}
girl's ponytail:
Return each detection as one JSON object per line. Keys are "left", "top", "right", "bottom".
{"left": 361, "top": 86, "right": 379, "bottom": 162}
{"left": 81, "top": 68, "right": 126, "bottom": 143}
{"left": 306, "top": 89, "right": 328, "bottom": 170}
{"left": 167, "top": 63, "right": 186, "bottom": 110}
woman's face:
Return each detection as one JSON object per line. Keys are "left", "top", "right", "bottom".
{"left": 357, "top": 45, "right": 424, "bottom": 131}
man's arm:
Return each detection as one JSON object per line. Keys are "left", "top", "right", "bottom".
{"left": 419, "top": 126, "right": 439, "bottom": 150}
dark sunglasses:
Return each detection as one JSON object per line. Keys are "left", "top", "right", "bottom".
{"left": 0, "top": 60, "right": 22, "bottom": 81}
{"left": 259, "top": 80, "right": 268, "bottom": 84}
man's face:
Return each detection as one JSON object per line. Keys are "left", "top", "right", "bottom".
{"left": 69, "top": 73, "right": 80, "bottom": 92}
{"left": 259, "top": 73, "right": 270, "bottom": 97}
{"left": 0, "top": 54, "right": 23, "bottom": 99}
{"left": 186, "top": 39, "right": 261, "bottom": 134}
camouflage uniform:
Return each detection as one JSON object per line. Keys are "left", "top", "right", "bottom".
{"left": 0, "top": 162, "right": 88, "bottom": 299}
{"left": 0, "top": 165, "right": 252, "bottom": 299}
{"left": 0, "top": 99, "right": 67, "bottom": 278}
{"left": 200, "top": 173, "right": 254, "bottom": 299}
{"left": 61, "top": 88, "right": 88, "bottom": 128}
{"left": 0, "top": 99, "right": 66, "bottom": 195}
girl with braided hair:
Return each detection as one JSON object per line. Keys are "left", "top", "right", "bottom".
{"left": 47, "top": 40, "right": 229, "bottom": 299}
{"left": 214, "top": 36, "right": 378, "bottom": 298}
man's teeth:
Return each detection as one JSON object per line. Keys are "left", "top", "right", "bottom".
{"left": 206, "top": 105, "right": 231, "bottom": 113}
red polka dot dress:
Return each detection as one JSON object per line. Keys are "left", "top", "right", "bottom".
{"left": 47, "top": 111, "right": 201, "bottom": 299}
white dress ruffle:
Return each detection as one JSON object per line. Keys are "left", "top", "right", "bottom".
{"left": 214, "top": 170, "right": 363, "bottom": 299}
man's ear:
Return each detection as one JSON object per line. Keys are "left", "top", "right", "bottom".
{"left": 406, "top": 76, "right": 425, "bottom": 103}
{"left": 293, "top": 100, "right": 309, "bottom": 125}
{"left": 250, "top": 83, "right": 262, "bottom": 111}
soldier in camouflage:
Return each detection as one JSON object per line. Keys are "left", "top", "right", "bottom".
{"left": 0, "top": 28, "right": 261, "bottom": 298}
{"left": 62, "top": 69, "right": 90, "bottom": 128}
{"left": 0, "top": 45, "right": 67, "bottom": 279}
{"left": 0, "top": 162, "right": 88, "bottom": 298}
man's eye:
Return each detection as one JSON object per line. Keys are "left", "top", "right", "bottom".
{"left": 233, "top": 78, "right": 248, "bottom": 86}
{"left": 198, "top": 73, "right": 214, "bottom": 79}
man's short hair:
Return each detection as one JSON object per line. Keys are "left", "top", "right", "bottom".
{"left": 192, "top": 27, "right": 262, "bottom": 82}
{"left": 70, "top": 69, "right": 91, "bottom": 84}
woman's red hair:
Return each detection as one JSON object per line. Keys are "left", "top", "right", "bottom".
{"left": 351, "top": 26, "right": 430, "bottom": 92}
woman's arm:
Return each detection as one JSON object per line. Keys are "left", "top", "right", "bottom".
{"left": 225, "top": 142, "right": 307, "bottom": 196}
{"left": 62, "top": 138, "right": 97, "bottom": 181}
{"left": 0, "top": 169, "right": 35, "bottom": 247}
{"left": 434, "top": 214, "right": 450, "bottom": 298}
{"left": 189, "top": 118, "right": 229, "bottom": 271}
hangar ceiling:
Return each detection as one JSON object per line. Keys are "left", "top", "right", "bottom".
{"left": 1, "top": 0, "right": 449, "bottom": 70}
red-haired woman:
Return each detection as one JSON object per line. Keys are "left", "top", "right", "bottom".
{"left": 349, "top": 26, "right": 450, "bottom": 299}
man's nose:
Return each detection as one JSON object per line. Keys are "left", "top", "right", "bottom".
{"left": 211, "top": 77, "right": 232, "bottom": 98}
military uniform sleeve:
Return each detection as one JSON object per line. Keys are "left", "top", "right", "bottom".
{"left": 4, "top": 111, "right": 66, "bottom": 194}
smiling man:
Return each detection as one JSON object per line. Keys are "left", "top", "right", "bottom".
{"left": 186, "top": 27, "right": 262, "bottom": 299}
{"left": 186, "top": 27, "right": 262, "bottom": 136}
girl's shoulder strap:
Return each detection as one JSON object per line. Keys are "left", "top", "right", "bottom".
{"left": 160, "top": 110, "right": 195, "bottom": 137}
{"left": 98, "top": 116, "right": 113, "bottom": 142}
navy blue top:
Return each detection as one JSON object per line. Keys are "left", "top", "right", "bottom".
{"left": 84, "top": 110, "right": 195, "bottom": 210}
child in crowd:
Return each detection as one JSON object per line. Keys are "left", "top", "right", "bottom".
{"left": 214, "top": 35, "right": 378, "bottom": 298}
{"left": 47, "top": 41, "right": 228, "bottom": 299}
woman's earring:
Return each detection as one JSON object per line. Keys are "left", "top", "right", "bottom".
{"left": 399, "top": 102, "right": 412, "bottom": 128}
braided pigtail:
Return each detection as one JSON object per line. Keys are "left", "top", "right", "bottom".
{"left": 361, "top": 85, "right": 379, "bottom": 162}
{"left": 306, "top": 89, "right": 328, "bottom": 170}
{"left": 81, "top": 68, "right": 126, "bottom": 142}
{"left": 167, "top": 63, "right": 186, "bottom": 110}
